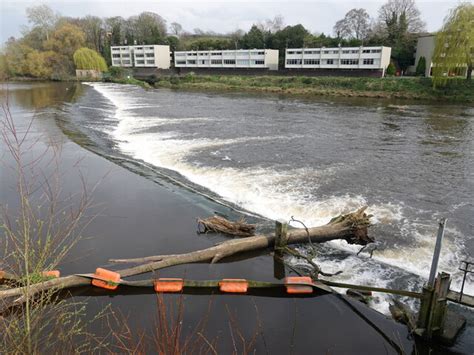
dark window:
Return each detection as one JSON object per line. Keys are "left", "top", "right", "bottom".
{"left": 224, "top": 59, "right": 236, "bottom": 65}
{"left": 286, "top": 59, "right": 302, "bottom": 65}
{"left": 211, "top": 59, "right": 222, "bottom": 64}
{"left": 176, "top": 60, "right": 186, "bottom": 65}
{"left": 187, "top": 60, "right": 196, "bottom": 64}
{"left": 341, "top": 59, "right": 358, "bottom": 65}
{"left": 254, "top": 60, "right": 264, "bottom": 65}
{"left": 363, "top": 59, "right": 374, "bottom": 65}
{"left": 326, "top": 59, "right": 334, "bottom": 65}
{"left": 304, "top": 59, "right": 320, "bottom": 65}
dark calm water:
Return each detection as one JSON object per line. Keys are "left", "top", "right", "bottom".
{"left": 1, "top": 82, "right": 473, "bottom": 353}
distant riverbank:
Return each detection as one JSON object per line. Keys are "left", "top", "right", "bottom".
{"left": 149, "top": 75, "right": 474, "bottom": 103}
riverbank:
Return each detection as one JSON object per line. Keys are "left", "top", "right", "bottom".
{"left": 153, "top": 75, "right": 474, "bottom": 103}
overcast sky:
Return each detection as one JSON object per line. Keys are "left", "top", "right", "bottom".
{"left": 0, "top": 0, "right": 459, "bottom": 44}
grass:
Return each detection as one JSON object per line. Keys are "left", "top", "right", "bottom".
{"left": 153, "top": 74, "right": 474, "bottom": 103}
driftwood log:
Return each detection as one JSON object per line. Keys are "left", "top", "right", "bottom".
{"left": 0, "top": 207, "right": 372, "bottom": 307}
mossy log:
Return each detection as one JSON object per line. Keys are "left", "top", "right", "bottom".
{"left": 0, "top": 207, "right": 372, "bottom": 308}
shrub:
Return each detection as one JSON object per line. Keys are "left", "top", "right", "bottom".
{"left": 416, "top": 56, "right": 426, "bottom": 76}
{"left": 386, "top": 63, "right": 396, "bottom": 76}
{"left": 73, "top": 47, "right": 107, "bottom": 72}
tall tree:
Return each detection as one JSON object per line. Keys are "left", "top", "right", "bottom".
{"left": 26, "top": 4, "right": 58, "bottom": 42}
{"left": 378, "top": 0, "right": 425, "bottom": 33}
{"left": 44, "top": 23, "right": 86, "bottom": 58}
{"left": 432, "top": 3, "right": 474, "bottom": 85}
{"left": 333, "top": 8, "right": 371, "bottom": 40}
{"left": 129, "top": 12, "right": 167, "bottom": 44}
{"left": 169, "top": 22, "right": 183, "bottom": 37}
{"left": 240, "top": 25, "right": 265, "bottom": 49}
{"left": 79, "top": 16, "right": 104, "bottom": 52}
{"left": 105, "top": 16, "right": 126, "bottom": 45}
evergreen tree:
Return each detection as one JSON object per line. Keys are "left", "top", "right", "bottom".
{"left": 416, "top": 56, "right": 426, "bottom": 76}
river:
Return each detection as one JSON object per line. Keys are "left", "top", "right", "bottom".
{"left": 2, "top": 81, "right": 473, "bottom": 353}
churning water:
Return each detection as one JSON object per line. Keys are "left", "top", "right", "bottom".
{"left": 68, "top": 82, "right": 473, "bottom": 314}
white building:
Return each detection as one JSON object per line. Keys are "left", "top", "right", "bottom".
{"left": 174, "top": 49, "right": 279, "bottom": 71}
{"left": 413, "top": 34, "right": 435, "bottom": 77}
{"left": 285, "top": 46, "right": 391, "bottom": 76}
{"left": 111, "top": 45, "right": 170, "bottom": 69}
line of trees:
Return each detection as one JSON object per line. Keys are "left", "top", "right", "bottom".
{"left": 0, "top": 1, "right": 471, "bottom": 82}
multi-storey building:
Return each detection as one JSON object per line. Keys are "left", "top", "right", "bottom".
{"left": 174, "top": 49, "right": 279, "bottom": 71}
{"left": 111, "top": 45, "right": 170, "bottom": 69}
{"left": 285, "top": 46, "right": 392, "bottom": 76}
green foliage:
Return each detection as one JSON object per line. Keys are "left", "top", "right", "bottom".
{"left": 73, "top": 47, "right": 107, "bottom": 71}
{"left": 433, "top": 3, "right": 474, "bottom": 87}
{"left": 416, "top": 56, "right": 426, "bottom": 76}
{"left": 44, "top": 23, "right": 86, "bottom": 58}
{"left": 240, "top": 25, "right": 266, "bottom": 49}
{"left": 386, "top": 63, "right": 396, "bottom": 76}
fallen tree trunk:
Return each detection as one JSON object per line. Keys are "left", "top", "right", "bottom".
{"left": 0, "top": 207, "right": 371, "bottom": 306}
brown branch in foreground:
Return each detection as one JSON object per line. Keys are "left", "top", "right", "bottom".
{"left": 0, "top": 207, "right": 372, "bottom": 308}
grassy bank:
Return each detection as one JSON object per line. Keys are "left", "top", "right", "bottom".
{"left": 153, "top": 74, "right": 474, "bottom": 102}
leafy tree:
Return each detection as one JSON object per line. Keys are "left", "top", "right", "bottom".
{"left": 386, "top": 62, "right": 396, "bottom": 75}
{"left": 165, "top": 36, "right": 179, "bottom": 52}
{"left": 26, "top": 50, "right": 54, "bottom": 78}
{"left": 432, "top": 3, "right": 474, "bottom": 86}
{"left": 378, "top": 0, "right": 425, "bottom": 33}
{"left": 240, "top": 25, "right": 265, "bottom": 49}
{"left": 3, "top": 39, "right": 33, "bottom": 76}
{"left": 334, "top": 8, "right": 371, "bottom": 40}
{"left": 73, "top": 47, "right": 108, "bottom": 71}
{"left": 44, "top": 23, "right": 86, "bottom": 58}
{"left": 131, "top": 12, "right": 167, "bottom": 44}
{"left": 416, "top": 56, "right": 426, "bottom": 76}
{"left": 26, "top": 4, "right": 58, "bottom": 42}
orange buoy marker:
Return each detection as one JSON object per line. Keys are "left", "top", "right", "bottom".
{"left": 154, "top": 278, "right": 184, "bottom": 293}
{"left": 219, "top": 279, "right": 248, "bottom": 293}
{"left": 42, "top": 270, "right": 60, "bottom": 278}
{"left": 91, "top": 268, "right": 121, "bottom": 290}
{"left": 284, "top": 276, "right": 314, "bottom": 294}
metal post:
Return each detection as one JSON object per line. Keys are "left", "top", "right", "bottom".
{"left": 428, "top": 218, "right": 447, "bottom": 287}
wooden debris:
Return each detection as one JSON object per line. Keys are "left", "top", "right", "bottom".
{"left": 197, "top": 215, "right": 256, "bottom": 237}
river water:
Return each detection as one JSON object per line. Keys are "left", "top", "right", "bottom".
{"left": 68, "top": 83, "right": 474, "bottom": 311}
{"left": 2, "top": 82, "right": 474, "bottom": 352}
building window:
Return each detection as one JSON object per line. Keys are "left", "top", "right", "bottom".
{"left": 371, "top": 49, "right": 381, "bottom": 53}
{"left": 304, "top": 59, "right": 320, "bottom": 65}
{"left": 341, "top": 59, "right": 358, "bottom": 65}
{"left": 187, "top": 60, "right": 196, "bottom": 64}
{"left": 304, "top": 50, "right": 320, "bottom": 54}
{"left": 147, "top": 46, "right": 153, "bottom": 50}
{"left": 236, "top": 60, "right": 249, "bottom": 65}
{"left": 112, "top": 54, "right": 120, "bottom": 58}
{"left": 136, "top": 60, "right": 145, "bottom": 64}
{"left": 176, "top": 60, "right": 186, "bottom": 65}
{"left": 253, "top": 60, "right": 264, "bottom": 65}
{"left": 211, "top": 59, "right": 222, "bottom": 64}
{"left": 211, "top": 52, "right": 222, "bottom": 56}
{"left": 175, "top": 53, "right": 185, "bottom": 57}
{"left": 122, "top": 60, "right": 130, "bottom": 64}
{"left": 122, "top": 54, "right": 130, "bottom": 58}
{"left": 326, "top": 59, "right": 334, "bottom": 65}
{"left": 342, "top": 50, "right": 350, "bottom": 54}
{"left": 351, "top": 50, "right": 358, "bottom": 53}
{"left": 258, "top": 51, "right": 265, "bottom": 55}
{"left": 146, "top": 60, "right": 154, "bottom": 64}
{"left": 146, "top": 53, "right": 154, "bottom": 57}
{"left": 286, "top": 59, "right": 302, "bottom": 65}
{"left": 135, "top": 54, "right": 144, "bottom": 58}
{"left": 362, "top": 49, "right": 370, "bottom": 53}
{"left": 363, "top": 59, "right": 374, "bottom": 65}
{"left": 224, "top": 59, "right": 236, "bottom": 65}
{"left": 135, "top": 47, "right": 143, "bottom": 50}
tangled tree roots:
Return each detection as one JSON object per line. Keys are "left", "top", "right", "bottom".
{"left": 197, "top": 215, "right": 256, "bottom": 237}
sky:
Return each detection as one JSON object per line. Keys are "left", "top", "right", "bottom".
{"left": 0, "top": 0, "right": 460, "bottom": 43}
